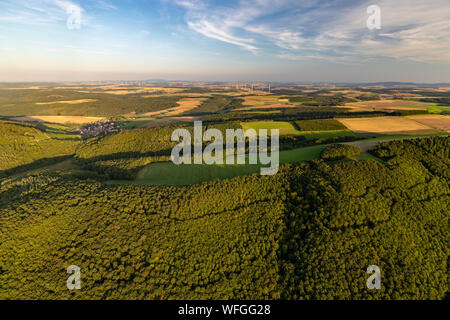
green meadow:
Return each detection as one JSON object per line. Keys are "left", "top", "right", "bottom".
{"left": 107, "top": 145, "right": 327, "bottom": 186}
{"left": 427, "top": 104, "right": 450, "bottom": 114}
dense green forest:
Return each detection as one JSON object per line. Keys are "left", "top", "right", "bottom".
{"left": 294, "top": 119, "right": 348, "bottom": 131}
{"left": 0, "top": 136, "right": 447, "bottom": 299}
{"left": 74, "top": 125, "right": 180, "bottom": 179}
{"left": 320, "top": 144, "right": 362, "bottom": 160}
{"left": 0, "top": 120, "right": 80, "bottom": 177}
{"left": 0, "top": 89, "right": 180, "bottom": 116}
{"left": 183, "top": 97, "right": 244, "bottom": 115}
{"left": 283, "top": 94, "right": 354, "bottom": 106}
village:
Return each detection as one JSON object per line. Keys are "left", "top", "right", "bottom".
{"left": 78, "top": 120, "right": 122, "bottom": 138}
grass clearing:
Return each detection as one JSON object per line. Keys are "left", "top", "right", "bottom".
{"left": 107, "top": 145, "right": 327, "bottom": 186}
{"left": 353, "top": 152, "right": 383, "bottom": 163}
{"left": 105, "top": 131, "right": 448, "bottom": 186}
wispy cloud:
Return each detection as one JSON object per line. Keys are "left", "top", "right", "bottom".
{"left": 172, "top": 0, "right": 450, "bottom": 63}
{"left": 171, "top": 0, "right": 294, "bottom": 52}
{"left": 94, "top": 0, "right": 117, "bottom": 11}
{"left": 187, "top": 20, "right": 258, "bottom": 52}
{"left": 0, "top": 0, "right": 121, "bottom": 29}
{"left": 0, "top": 0, "right": 84, "bottom": 27}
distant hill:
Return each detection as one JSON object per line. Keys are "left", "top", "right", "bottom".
{"left": 337, "top": 82, "right": 450, "bottom": 88}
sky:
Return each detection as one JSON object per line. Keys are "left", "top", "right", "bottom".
{"left": 0, "top": 0, "right": 449, "bottom": 83}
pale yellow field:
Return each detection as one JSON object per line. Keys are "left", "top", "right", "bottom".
{"left": 242, "top": 96, "right": 280, "bottom": 106}
{"left": 406, "top": 115, "right": 450, "bottom": 131}
{"left": 143, "top": 98, "right": 204, "bottom": 117}
{"left": 36, "top": 99, "right": 97, "bottom": 105}
{"left": 337, "top": 116, "right": 437, "bottom": 135}
{"left": 343, "top": 99, "right": 430, "bottom": 112}
{"left": 3, "top": 86, "right": 42, "bottom": 90}
{"left": 13, "top": 116, "right": 106, "bottom": 124}
{"left": 237, "top": 95, "right": 299, "bottom": 110}
{"left": 168, "top": 99, "right": 204, "bottom": 115}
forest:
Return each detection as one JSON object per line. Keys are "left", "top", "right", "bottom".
{"left": 0, "top": 89, "right": 181, "bottom": 116}
{"left": 0, "top": 120, "right": 80, "bottom": 177}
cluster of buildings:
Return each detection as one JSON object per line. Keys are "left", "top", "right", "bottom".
{"left": 78, "top": 120, "right": 121, "bottom": 138}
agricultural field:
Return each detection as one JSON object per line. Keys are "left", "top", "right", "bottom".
{"left": 35, "top": 99, "right": 97, "bottom": 105}
{"left": 10, "top": 115, "right": 106, "bottom": 124}
{"left": 406, "top": 114, "right": 450, "bottom": 131}
{"left": 142, "top": 98, "right": 205, "bottom": 117}
{"left": 342, "top": 99, "right": 446, "bottom": 113}
{"left": 337, "top": 116, "right": 440, "bottom": 135}
{"left": 236, "top": 95, "right": 296, "bottom": 110}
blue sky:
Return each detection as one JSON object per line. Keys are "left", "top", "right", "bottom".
{"left": 0, "top": 0, "right": 449, "bottom": 82}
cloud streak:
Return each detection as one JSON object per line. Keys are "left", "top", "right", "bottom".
{"left": 172, "top": 0, "right": 450, "bottom": 63}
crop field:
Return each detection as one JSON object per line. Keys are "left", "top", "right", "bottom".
{"left": 337, "top": 116, "right": 438, "bottom": 135}
{"left": 142, "top": 98, "right": 205, "bottom": 117}
{"left": 35, "top": 99, "right": 97, "bottom": 105}
{"left": 11, "top": 115, "right": 106, "bottom": 124}
{"left": 242, "top": 95, "right": 281, "bottom": 105}
{"left": 406, "top": 115, "right": 450, "bottom": 131}
{"left": 343, "top": 99, "right": 433, "bottom": 112}
{"left": 241, "top": 121, "right": 300, "bottom": 135}
{"left": 236, "top": 95, "right": 297, "bottom": 110}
